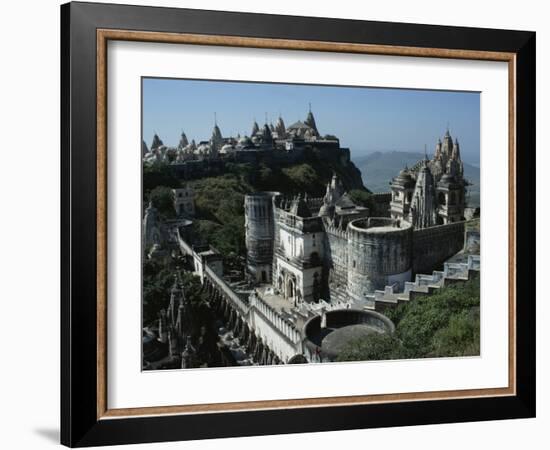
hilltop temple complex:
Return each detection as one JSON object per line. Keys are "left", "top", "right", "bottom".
{"left": 143, "top": 108, "right": 348, "bottom": 166}
{"left": 142, "top": 113, "right": 479, "bottom": 368}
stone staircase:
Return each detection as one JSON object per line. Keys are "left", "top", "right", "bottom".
{"left": 367, "top": 254, "right": 480, "bottom": 311}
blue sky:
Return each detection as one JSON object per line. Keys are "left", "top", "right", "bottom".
{"left": 142, "top": 78, "right": 480, "bottom": 165}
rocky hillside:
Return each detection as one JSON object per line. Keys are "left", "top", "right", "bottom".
{"left": 144, "top": 152, "right": 368, "bottom": 257}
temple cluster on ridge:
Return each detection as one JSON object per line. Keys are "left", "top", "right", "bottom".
{"left": 142, "top": 107, "right": 339, "bottom": 164}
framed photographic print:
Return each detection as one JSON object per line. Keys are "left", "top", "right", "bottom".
{"left": 60, "top": 1, "right": 536, "bottom": 447}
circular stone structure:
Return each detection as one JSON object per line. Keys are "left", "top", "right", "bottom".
{"left": 346, "top": 217, "right": 413, "bottom": 298}
{"left": 244, "top": 192, "right": 279, "bottom": 283}
{"left": 303, "top": 309, "right": 395, "bottom": 361}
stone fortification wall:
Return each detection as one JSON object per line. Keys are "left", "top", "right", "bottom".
{"left": 412, "top": 221, "right": 465, "bottom": 274}
{"left": 249, "top": 294, "right": 302, "bottom": 362}
{"left": 324, "top": 224, "right": 350, "bottom": 299}
{"left": 346, "top": 217, "right": 413, "bottom": 298}
{"left": 464, "top": 229, "right": 480, "bottom": 254}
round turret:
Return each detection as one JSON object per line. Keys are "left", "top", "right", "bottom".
{"left": 346, "top": 217, "right": 413, "bottom": 298}
{"left": 244, "top": 192, "right": 279, "bottom": 284}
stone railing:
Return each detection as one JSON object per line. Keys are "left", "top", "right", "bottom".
{"left": 251, "top": 293, "right": 302, "bottom": 345}
{"left": 204, "top": 265, "right": 249, "bottom": 315}
{"left": 371, "top": 192, "right": 392, "bottom": 199}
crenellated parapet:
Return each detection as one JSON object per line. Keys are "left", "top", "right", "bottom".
{"left": 324, "top": 223, "right": 349, "bottom": 240}
{"left": 250, "top": 293, "right": 302, "bottom": 346}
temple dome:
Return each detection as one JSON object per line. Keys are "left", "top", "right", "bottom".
{"left": 287, "top": 120, "right": 312, "bottom": 131}
{"left": 392, "top": 167, "right": 415, "bottom": 188}
{"left": 220, "top": 144, "right": 234, "bottom": 154}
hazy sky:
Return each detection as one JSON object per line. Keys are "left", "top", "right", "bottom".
{"left": 142, "top": 78, "right": 480, "bottom": 165}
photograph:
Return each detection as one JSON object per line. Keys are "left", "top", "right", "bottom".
{"left": 141, "top": 78, "right": 481, "bottom": 370}
{"left": 55, "top": 1, "right": 536, "bottom": 447}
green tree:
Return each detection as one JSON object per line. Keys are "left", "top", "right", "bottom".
{"left": 432, "top": 310, "right": 480, "bottom": 357}
{"left": 190, "top": 174, "right": 250, "bottom": 255}
{"left": 282, "top": 164, "right": 319, "bottom": 192}
{"left": 348, "top": 189, "right": 375, "bottom": 210}
{"left": 143, "top": 162, "right": 180, "bottom": 196}
{"left": 149, "top": 186, "right": 175, "bottom": 218}
{"left": 337, "top": 279, "right": 480, "bottom": 362}
{"left": 142, "top": 258, "right": 209, "bottom": 328}
{"left": 225, "top": 162, "right": 254, "bottom": 183}
{"left": 336, "top": 333, "right": 404, "bottom": 362}
{"left": 142, "top": 258, "right": 178, "bottom": 325}
{"left": 390, "top": 278, "right": 480, "bottom": 358}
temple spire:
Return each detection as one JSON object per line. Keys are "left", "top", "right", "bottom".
{"left": 251, "top": 118, "right": 259, "bottom": 136}
{"left": 178, "top": 130, "right": 189, "bottom": 150}
{"left": 305, "top": 104, "right": 319, "bottom": 136}
{"left": 151, "top": 133, "right": 163, "bottom": 150}
{"left": 409, "top": 163, "right": 436, "bottom": 229}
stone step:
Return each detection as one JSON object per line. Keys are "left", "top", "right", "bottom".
{"left": 372, "top": 254, "right": 480, "bottom": 310}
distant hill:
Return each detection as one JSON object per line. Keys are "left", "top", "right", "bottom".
{"left": 353, "top": 151, "right": 480, "bottom": 208}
